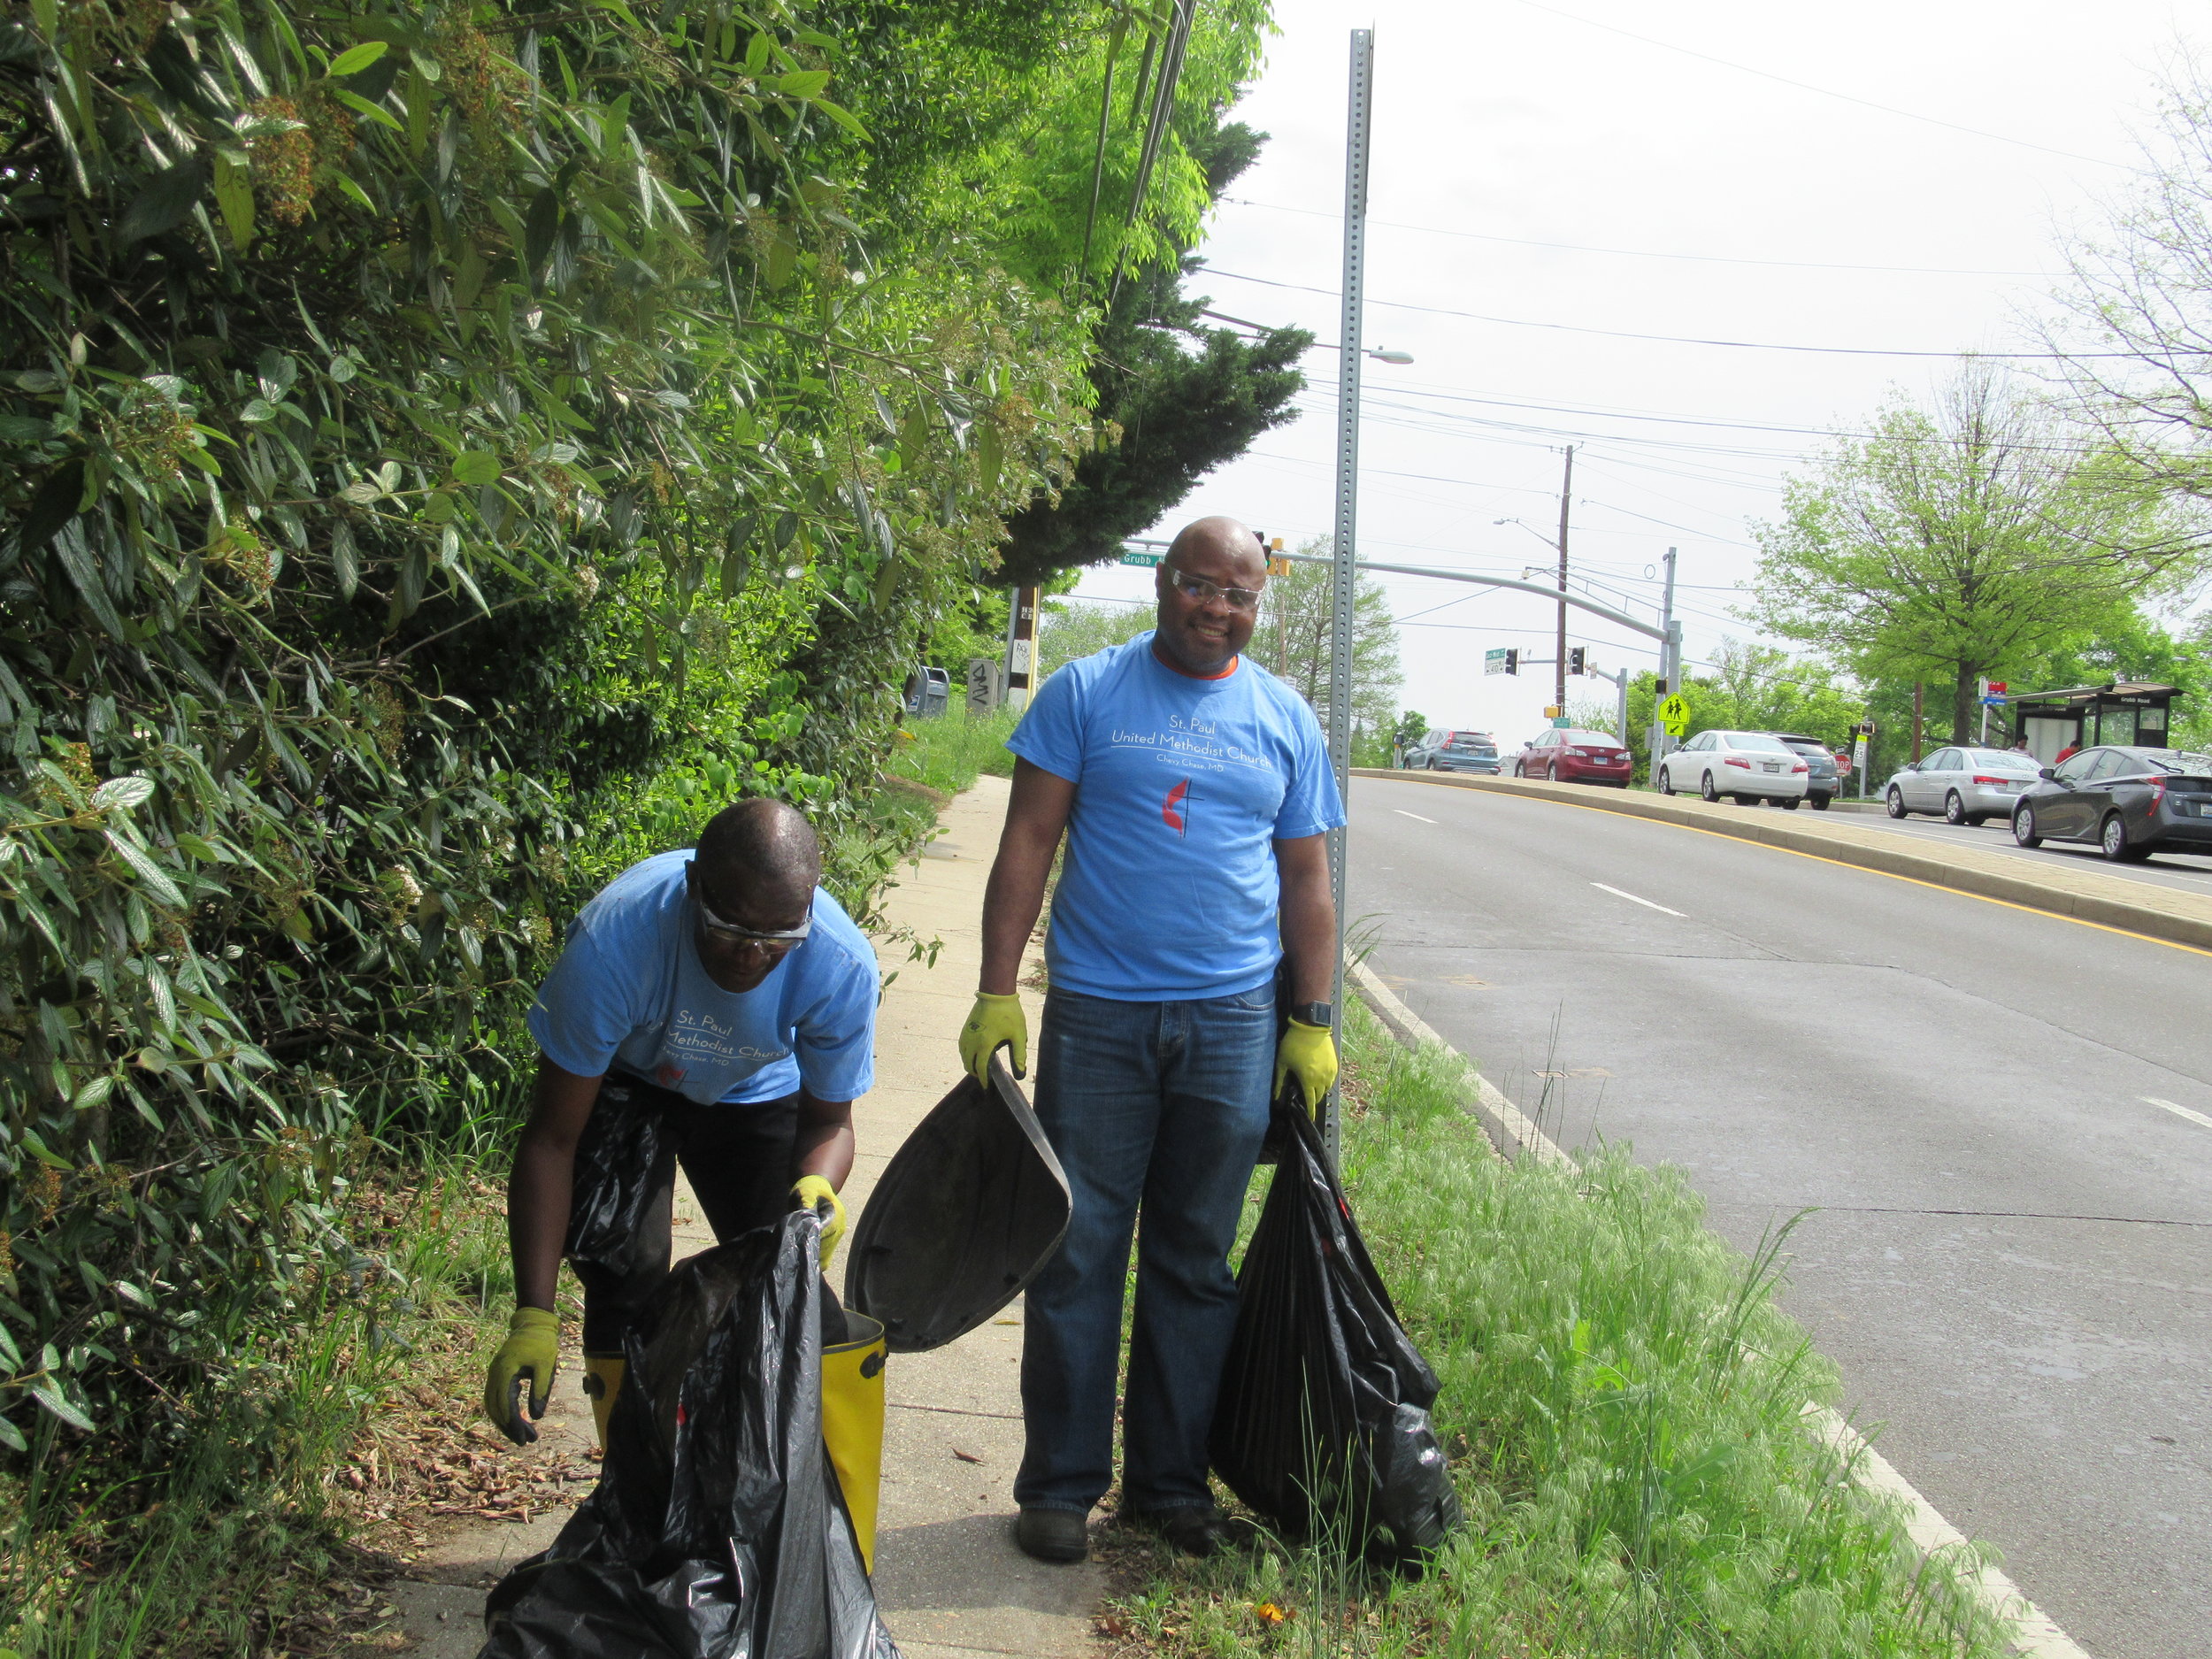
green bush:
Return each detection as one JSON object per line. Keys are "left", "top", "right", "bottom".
{"left": 0, "top": 0, "right": 1167, "bottom": 1464}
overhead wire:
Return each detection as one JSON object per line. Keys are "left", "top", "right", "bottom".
{"left": 1502, "top": 0, "right": 2135, "bottom": 173}
{"left": 1217, "top": 197, "right": 2068, "bottom": 278}
{"left": 1207, "top": 267, "right": 2132, "bottom": 359}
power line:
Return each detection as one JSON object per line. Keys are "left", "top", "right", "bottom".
{"left": 1503, "top": 0, "right": 2134, "bottom": 173}
{"left": 1209, "top": 268, "right": 2131, "bottom": 359}
{"left": 1220, "top": 197, "right": 2065, "bottom": 278}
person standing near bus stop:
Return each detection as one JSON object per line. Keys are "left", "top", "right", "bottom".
{"left": 959, "top": 515, "right": 1345, "bottom": 1562}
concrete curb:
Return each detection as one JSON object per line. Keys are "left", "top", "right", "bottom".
{"left": 1357, "top": 768, "right": 2212, "bottom": 955}
{"left": 1343, "top": 956, "right": 2093, "bottom": 1659}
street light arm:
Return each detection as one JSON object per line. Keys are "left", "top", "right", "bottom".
{"left": 1272, "top": 551, "right": 1668, "bottom": 641}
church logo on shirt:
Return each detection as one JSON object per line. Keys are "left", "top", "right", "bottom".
{"left": 1163, "top": 778, "right": 1194, "bottom": 834}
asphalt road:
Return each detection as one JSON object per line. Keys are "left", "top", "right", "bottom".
{"left": 1350, "top": 777, "right": 2212, "bottom": 1659}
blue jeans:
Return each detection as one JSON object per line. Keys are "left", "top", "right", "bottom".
{"left": 1014, "top": 985, "right": 1276, "bottom": 1516}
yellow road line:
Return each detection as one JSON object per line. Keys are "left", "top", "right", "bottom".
{"left": 1380, "top": 780, "right": 2212, "bottom": 963}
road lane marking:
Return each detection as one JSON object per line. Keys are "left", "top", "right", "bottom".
{"left": 1592, "top": 881, "right": 1684, "bottom": 916}
{"left": 1394, "top": 783, "right": 2212, "bottom": 961}
{"left": 2145, "top": 1096, "right": 2212, "bottom": 1131}
{"left": 1393, "top": 809, "right": 1437, "bottom": 824}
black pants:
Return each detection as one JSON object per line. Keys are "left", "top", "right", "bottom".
{"left": 572, "top": 1075, "right": 800, "bottom": 1354}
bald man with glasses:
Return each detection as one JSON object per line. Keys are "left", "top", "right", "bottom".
{"left": 483, "top": 798, "right": 878, "bottom": 1449}
{"left": 961, "top": 515, "right": 1345, "bottom": 1563}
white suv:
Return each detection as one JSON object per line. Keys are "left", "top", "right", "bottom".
{"left": 1655, "top": 730, "right": 1811, "bottom": 806}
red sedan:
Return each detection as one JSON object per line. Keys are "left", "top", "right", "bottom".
{"left": 1512, "top": 727, "right": 1633, "bottom": 786}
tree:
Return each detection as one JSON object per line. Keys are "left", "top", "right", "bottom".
{"left": 2048, "top": 54, "right": 2212, "bottom": 507}
{"left": 1248, "top": 541, "right": 1402, "bottom": 749}
{"left": 1747, "top": 366, "right": 2200, "bottom": 741}
{"left": 1392, "top": 709, "right": 1428, "bottom": 752}
{"left": 1039, "top": 597, "right": 1154, "bottom": 673}
{"left": 992, "top": 111, "right": 1311, "bottom": 586}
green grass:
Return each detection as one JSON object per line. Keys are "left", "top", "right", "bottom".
{"left": 1111, "top": 1002, "right": 2013, "bottom": 1659}
{"left": 887, "top": 703, "right": 1020, "bottom": 796}
{"left": 0, "top": 1153, "right": 515, "bottom": 1658}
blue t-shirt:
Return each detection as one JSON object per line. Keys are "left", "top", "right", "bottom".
{"left": 526, "top": 850, "right": 878, "bottom": 1105}
{"left": 1008, "top": 633, "right": 1344, "bottom": 1001}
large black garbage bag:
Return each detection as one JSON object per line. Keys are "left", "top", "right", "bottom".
{"left": 843, "top": 1057, "right": 1070, "bottom": 1353}
{"left": 1209, "top": 1106, "right": 1462, "bottom": 1567}
{"left": 480, "top": 1210, "right": 899, "bottom": 1659}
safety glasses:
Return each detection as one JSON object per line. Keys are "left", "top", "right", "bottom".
{"left": 1164, "top": 563, "right": 1264, "bottom": 612}
{"left": 692, "top": 868, "right": 812, "bottom": 950}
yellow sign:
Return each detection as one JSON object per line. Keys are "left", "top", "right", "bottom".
{"left": 1658, "top": 694, "right": 1692, "bottom": 737}
{"left": 1542, "top": 705, "right": 1562, "bottom": 718}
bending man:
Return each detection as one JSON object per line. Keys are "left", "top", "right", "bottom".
{"left": 486, "top": 798, "right": 878, "bottom": 1447}
{"left": 962, "top": 516, "right": 1344, "bottom": 1562}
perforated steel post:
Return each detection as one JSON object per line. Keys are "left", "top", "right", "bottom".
{"left": 1325, "top": 28, "right": 1373, "bottom": 1170}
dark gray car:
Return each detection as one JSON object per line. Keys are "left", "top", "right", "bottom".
{"left": 1766, "top": 733, "right": 1840, "bottom": 809}
{"left": 2012, "top": 745, "right": 2212, "bottom": 860}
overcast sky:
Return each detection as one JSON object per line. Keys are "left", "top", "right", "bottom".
{"left": 1064, "top": 0, "right": 2198, "bottom": 741}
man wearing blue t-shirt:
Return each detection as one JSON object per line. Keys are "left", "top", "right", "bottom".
{"left": 959, "top": 516, "right": 1346, "bottom": 1563}
{"left": 483, "top": 799, "right": 879, "bottom": 1448}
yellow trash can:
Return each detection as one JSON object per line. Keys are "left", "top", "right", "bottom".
{"left": 821, "top": 1310, "right": 888, "bottom": 1575}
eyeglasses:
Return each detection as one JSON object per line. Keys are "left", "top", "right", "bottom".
{"left": 693, "top": 873, "right": 812, "bottom": 952}
{"left": 1164, "top": 564, "right": 1264, "bottom": 612}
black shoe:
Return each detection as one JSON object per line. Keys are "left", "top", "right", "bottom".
{"left": 1015, "top": 1506, "right": 1090, "bottom": 1563}
{"left": 1145, "top": 1503, "right": 1253, "bottom": 1558}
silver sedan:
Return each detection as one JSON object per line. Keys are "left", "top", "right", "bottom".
{"left": 1884, "top": 745, "right": 2043, "bottom": 825}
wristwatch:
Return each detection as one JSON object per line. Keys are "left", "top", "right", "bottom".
{"left": 1289, "top": 1001, "right": 1333, "bottom": 1027}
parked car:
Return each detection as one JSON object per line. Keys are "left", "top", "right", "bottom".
{"left": 1408, "top": 728, "right": 1500, "bottom": 773}
{"left": 1653, "top": 730, "right": 1810, "bottom": 804}
{"left": 1511, "top": 727, "right": 1633, "bottom": 786}
{"left": 1883, "top": 745, "right": 2041, "bottom": 825}
{"left": 2010, "top": 745, "right": 2212, "bottom": 861}
{"left": 1766, "top": 733, "right": 1841, "bottom": 808}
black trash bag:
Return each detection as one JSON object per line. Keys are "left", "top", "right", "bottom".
{"left": 1208, "top": 1104, "right": 1462, "bottom": 1568}
{"left": 843, "top": 1057, "right": 1070, "bottom": 1354}
{"left": 564, "top": 1074, "right": 676, "bottom": 1287}
{"left": 480, "top": 1210, "right": 899, "bottom": 1659}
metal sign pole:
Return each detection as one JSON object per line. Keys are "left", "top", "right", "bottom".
{"left": 1325, "top": 27, "right": 1373, "bottom": 1170}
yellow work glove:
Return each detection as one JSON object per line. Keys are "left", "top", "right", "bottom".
{"left": 1274, "top": 1018, "right": 1340, "bottom": 1116}
{"left": 484, "top": 1305, "right": 561, "bottom": 1446}
{"left": 958, "top": 991, "right": 1028, "bottom": 1086}
{"left": 792, "top": 1174, "right": 846, "bottom": 1268}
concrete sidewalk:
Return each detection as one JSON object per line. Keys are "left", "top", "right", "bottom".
{"left": 1363, "top": 767, "right": 2212, "bottom": 951}
{"left": 379, "top": 774, "right": 1098, "bottom": 1657}
{"left": 853, "top": 772, "right": 1104, "bottom": 1659}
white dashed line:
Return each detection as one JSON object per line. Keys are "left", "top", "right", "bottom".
{"left": 1393, "top": 809, "right": 1437, "bottom": 824}
{"left": 2144, "top": 1096, "right": 2212, "bottom": 1131}
{"left": 1592, "top": 881, "right": 1685, "bottom": 917}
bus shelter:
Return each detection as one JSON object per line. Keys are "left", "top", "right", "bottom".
{"left": 2000, "top": 681, "right": 2182, "bottom": 763}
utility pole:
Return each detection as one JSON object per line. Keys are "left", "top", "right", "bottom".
{"left": 1911, "top": 681, "right": 1924, "bottom": 762}
{"left": 1324, "top": 27, "right": 1373, "bottom": 1170}
{"left": 1647, "top": 545, "right": 1678, "bottom": 778}
{"left": 1554, "top": 444, "right": 1574, "bottom": 714}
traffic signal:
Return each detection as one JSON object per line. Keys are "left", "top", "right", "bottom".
{"left": 1503, "top": 648, "right": 1518, "bottom": 675}
{"left": 1568, "top": 646, "right": 1586, "bottom": 675}
{"left": 1654, "top": 676, "right": 1668, "bottom": 695}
